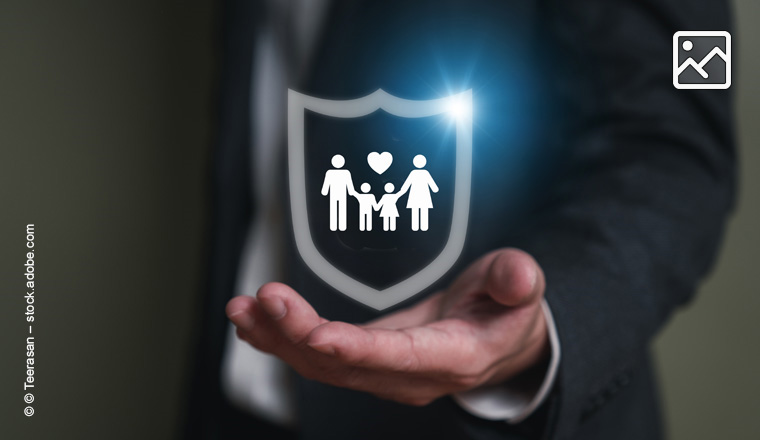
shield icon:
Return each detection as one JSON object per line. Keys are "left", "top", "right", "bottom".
{"left": 288, "top": 89, "right": 472, "bottom": 310}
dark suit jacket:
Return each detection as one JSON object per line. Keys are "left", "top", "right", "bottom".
{"left": 183, "top": 1, "right": 735, "bottom": 439}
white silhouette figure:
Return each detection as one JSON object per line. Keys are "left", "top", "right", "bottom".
{"left": 397, "top": 155, "right": 439, "bottom": 231}
{"left": 377, "top": 183, "right": 401, "bottom": 231}
{"left": 354, "top": 183, "right": 379, "bottom": 231}
{"left": 321, "top": 154, "right": 356, "bottom": 231}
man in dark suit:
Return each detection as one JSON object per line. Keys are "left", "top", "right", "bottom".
{"left": 183, "top": 1, "right": 735, "bottom": 439}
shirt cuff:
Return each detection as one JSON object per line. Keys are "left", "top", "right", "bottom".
{"left": 452, "top": 299, "right": 560, "bottom": 423}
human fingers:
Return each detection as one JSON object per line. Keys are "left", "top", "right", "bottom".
{"left": 483, "top": 249, "right": 545, "bottom": 307}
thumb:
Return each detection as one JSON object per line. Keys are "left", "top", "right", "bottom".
{"left": 483, "top": 249, "right": 545, "bottom": 307}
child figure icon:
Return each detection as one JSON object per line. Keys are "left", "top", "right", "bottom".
{"left": 376, "top": 183, "right": 401, "bottom": 231}
{"left": 354, "top": 183, "right": 378, "bottom": 231}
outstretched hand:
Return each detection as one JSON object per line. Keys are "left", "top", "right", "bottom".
{"left": 226, "top": 248, "right": 550, "bottom": 406}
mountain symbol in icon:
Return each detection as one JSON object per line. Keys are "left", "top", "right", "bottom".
{"left": 677, "top": 47, "right": 728, "bottom": 79}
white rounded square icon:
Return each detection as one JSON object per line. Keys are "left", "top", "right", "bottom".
{"left": 673, "top": 31, "right": 731, "bottom": 89}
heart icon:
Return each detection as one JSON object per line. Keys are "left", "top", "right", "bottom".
{"left": 367, "top": 152, "right": 393, "bottom": 175}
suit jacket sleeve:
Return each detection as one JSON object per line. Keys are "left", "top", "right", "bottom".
{"left": 519, "top": 0, "right": 736, "bottom": 437}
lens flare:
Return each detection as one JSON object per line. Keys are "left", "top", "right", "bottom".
{"left": 447, "top": 95, "right": 472, "bottom": 121}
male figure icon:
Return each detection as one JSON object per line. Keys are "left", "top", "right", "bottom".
{"left": 354, "top": 183, "right": 379, "bottom": 231}
{"left": 321, "top": 154, "right": 357, "bottom": 231}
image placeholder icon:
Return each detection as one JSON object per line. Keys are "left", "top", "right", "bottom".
{"left": 673, "top": 31, "right": 731, "bottom": 90}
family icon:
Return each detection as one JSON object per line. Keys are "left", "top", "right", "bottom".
{"left": 321, "top": 153, "right": 439, "bottom": 232}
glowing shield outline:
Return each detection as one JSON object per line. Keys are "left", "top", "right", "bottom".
{"left": 288, "top": 89, "right": 472, "bottom": 310}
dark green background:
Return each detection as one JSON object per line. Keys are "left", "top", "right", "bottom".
{"left": 1, "top": 2, "right": 758, "bottom": 439}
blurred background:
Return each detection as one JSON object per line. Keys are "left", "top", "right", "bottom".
{"left": 0, "top": 1, "right": 757, "bottom": 439}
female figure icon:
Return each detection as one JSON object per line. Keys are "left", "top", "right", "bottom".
{"left": 397, "top": 154, "right": 439, "bottom": 231}
{"left": 377, "top": 183, "right": 401, "bottom": 231}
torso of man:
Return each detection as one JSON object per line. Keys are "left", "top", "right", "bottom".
{"left": 323, "top": 169, "right": 354, "bottom": 201}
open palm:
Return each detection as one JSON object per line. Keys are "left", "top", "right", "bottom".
{"left": 227, "top": 248, "right": 549, "bottom": 406}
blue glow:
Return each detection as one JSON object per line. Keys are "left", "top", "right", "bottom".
{"left": 446, "top": 94, "right": 472, "bottom": 121}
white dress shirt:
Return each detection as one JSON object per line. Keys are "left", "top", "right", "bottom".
{"left": 220, "top": 0, "right": 560, "bottom": 427}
